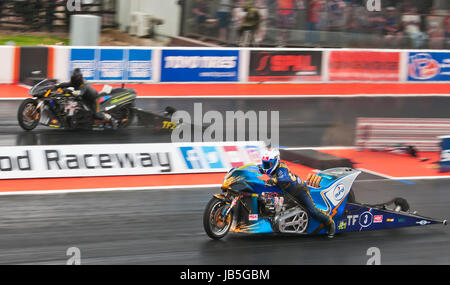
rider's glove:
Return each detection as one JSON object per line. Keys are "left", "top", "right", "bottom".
{"left": 72, "top": 90, "right": 81, "bottom": 97}
{"left": 306, "top": 173, "right": 322, "bottom": 188}
{"left": 265, "top": 178, "right": 276, "bottom": 187}
{"left": 258, "top": 165, "right": 265, "bottom": 174}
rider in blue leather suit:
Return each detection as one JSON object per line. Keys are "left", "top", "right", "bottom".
{"left": 260, "top": 148, "right": 336, "bottom": 237}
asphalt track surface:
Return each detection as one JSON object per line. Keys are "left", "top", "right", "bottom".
{"left": 3, "top": 96, "right": 450, "bottom": 147}
{"left": 0, "top": 97, "right": 449, "bottom": 264}
{"left": 0, "top": 176, "right": 448, "bottom": 265}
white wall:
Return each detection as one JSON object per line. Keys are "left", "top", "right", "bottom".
{"left": 116, "top": 0, "right": 181, "bottom": 38}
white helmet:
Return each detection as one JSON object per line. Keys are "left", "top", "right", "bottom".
{"left": 261, "top": 148, "right": 280, "bottom": 175}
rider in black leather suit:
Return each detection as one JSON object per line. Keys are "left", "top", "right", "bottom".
{"left": 56, "top": 68, "right": 118, "bottom": 129}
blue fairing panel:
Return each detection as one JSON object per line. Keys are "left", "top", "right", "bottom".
{"left": 337, "top": 203, "right": 442, "bottom": 233}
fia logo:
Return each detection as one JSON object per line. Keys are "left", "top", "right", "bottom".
{"left": 366, "top": 0, "right": 381, "bottom": 12}
{"left": 67, "top": 0, "right": 82, "bottom": 12}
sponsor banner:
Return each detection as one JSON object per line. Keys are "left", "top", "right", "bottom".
{"left": 439, "top": 136, "right": 450, "bottom": 173}
{"left": 407, "top": 52, "right": 450, "bottom": 81}
{"left": 178, "top": 142, "right": 264, "bottom": 171}
{"left": 249, "top": 50, "right": 322, "bottom": 82}
{"left": 70, "top": 48, "right": 153, "bottom": 81}
{"left": 128, "top": 49, "right": 153, "bottom": 81}
{"left": 328, "top": 51, "right": 400, "bottom": 81}
{"left": 160, "top": 49, "right": 239, "bottom": 82}
{"left": 98, "top": 49, "right": 126, "bottom": 81}
{"left": 70, "top": 48, "right": 97, "bottom": 80}
{"left": 0, "top": 142, "right": 264, "bottom": 180}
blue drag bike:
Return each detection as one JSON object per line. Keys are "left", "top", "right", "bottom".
{"left": 203, "top": 165, "right": 447, "bottom": 239}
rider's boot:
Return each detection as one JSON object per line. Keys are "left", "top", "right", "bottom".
{"left": 104, "top": 113, "right": 118, "bottom": 130}
{"left": 110, "top": 118, "right": 119, "bottom": 130}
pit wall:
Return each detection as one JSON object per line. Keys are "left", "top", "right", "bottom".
{"left": 1, "top": 46, "right": 450, "bottom": 85}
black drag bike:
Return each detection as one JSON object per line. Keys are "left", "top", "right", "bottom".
{"left": 18, "top": 79, "right": 136, "bottom": 131}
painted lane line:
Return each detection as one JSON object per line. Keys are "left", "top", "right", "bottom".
{"left": 2, "top": 93, "right": 450, "bottom": 100}
{"left": 356, "top": 168, "right": 395, "bottom": 179}
{"left": 0, "top": 184, "right": 223, "bottom": 196}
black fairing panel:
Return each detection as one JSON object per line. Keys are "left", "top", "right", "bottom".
{"left": 99, "top": 88, "right": 136, "bottom": 112}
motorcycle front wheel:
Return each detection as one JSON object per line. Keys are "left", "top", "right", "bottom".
{"left": 18, "top": 99, "right": 40, "bottom": 131}
{"left": 203, "top": 197, "right": 233, "bottom": 240}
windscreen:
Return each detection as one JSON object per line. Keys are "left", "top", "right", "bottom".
{"left": 29, "top": 79, "right": 57, "bottom": 96}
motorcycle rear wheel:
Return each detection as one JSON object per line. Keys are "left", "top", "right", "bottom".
{"left": 203, "top": 197, "right": 233, "bottom": 240}
{"left": 18, "top": 99, "right": 40, "bottom": 131}
{"left": 110, "top": 103, "right": 135, "bottom": 129}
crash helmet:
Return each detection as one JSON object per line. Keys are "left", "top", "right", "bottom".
{"left": 70, "top": 68, "right": 84, "bottom": 88}
{"left": 261, "top": 148, "right": 280, "bottom": 175}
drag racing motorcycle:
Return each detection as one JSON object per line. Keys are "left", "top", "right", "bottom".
{"left": 18, "top": 79, "right": 136, "bottom": 131}
{"left": 203, "top": 166, "right": 447, "bottom": 239}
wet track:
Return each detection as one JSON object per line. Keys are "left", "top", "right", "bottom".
{"left": 0, "top": 96, "right": 449, "bottom": 264}
{"left": 3, "top": 96, "right": 450, "bottom": 147}
{"left": 0, "top": 177, "right": 448, "bottom": 265}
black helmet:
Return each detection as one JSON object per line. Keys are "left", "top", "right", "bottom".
{"left": 70, "top": 68, "right": 84, "bottom": 87}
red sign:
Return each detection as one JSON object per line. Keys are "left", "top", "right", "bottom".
{"left": 249, "top": 50, "right": 322, "bottom": 82}
{"left": 329, "top": 51, "right": 400, "bottom": 82}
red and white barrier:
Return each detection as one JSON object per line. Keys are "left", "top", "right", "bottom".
{"left": 355, "top": 118, "right": 450, "bottom": 152}
{"left": 1, "top": 46, "right": 449, "bottom": 85}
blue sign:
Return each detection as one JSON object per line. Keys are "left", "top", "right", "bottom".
{"left": 98, "top": 49, "right": 125, "bottom": 81}
{"left": 128, "top": 49, "right": 152, "bottom": 81}
{"left": 408, "top": 52, "right": 450, "bottom": 81}
{"left": 70, "top": 48, "right": 152, "bottom": 81}
{"left": 70, "top": 49, "right": 97, "bottom": 80}
{"left": 161, "top": 49, "right": 239, "bottom": 82}
{"left": 440, "top": 136, "right": 450, "bottom": 173}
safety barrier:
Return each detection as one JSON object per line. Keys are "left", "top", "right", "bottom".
{"left": 2, "top": 46, "right": 450, "bottom": 85}
{"left": 0, "top": 141, "right": 264, "bottom": 179}
{"left": 355, "top": 118, "right": 450, "bottom": 152}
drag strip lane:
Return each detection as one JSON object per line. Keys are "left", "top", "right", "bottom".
{"left": 0, "top": 179, "right": 448, "bottom": 265}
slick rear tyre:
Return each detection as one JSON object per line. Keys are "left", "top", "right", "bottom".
{"left": 347, "top": 189, "right": 356, "bottom": 203}
{"left": 203, "top": 197, "right": 232, "bottom": 240}
{"left": 111, "top": 103, "right": 135, "bottom": 129}
{"left": 18, "top": 98, "right": 40, "bottom": 131}
{"left": 394, "top": 198, "right": 410, "bottom": 212}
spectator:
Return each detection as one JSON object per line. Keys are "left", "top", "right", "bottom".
{"left": 444, "top": 15, "right": 450, "bottom": 48}
{"left": 383, "top": 7, "right": 402, "bottom": 47}
{"left": 426, "top": 9, "right": 444, "bottom": 49}
{"left": 253, "top": 0, "right": 268, "bottom": 43}
{"left": 216, "top": 0, "right": 232, "bottom": 42}
{"left": 367, "top": 10, "right": 386, "bottom": 37}
{"left": 192, "top": 0, "right": 208, "bottom": 32}
{"left": 306, "top": 0, "right": 322, "bottom": 45}
{"left": 327, "top": 0, "right": 346, "bottom": 32}
{"left": 346, "top": 4, "right": 367, "bottom": 34}
{"left": 276, "top": 0, "right": 297, "bottom": 46}
{"left": 238, "top": 1, "right": 261, "bottom": 46}
{"left": 402, "top": 7, "right": 428, "bottom": 48}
